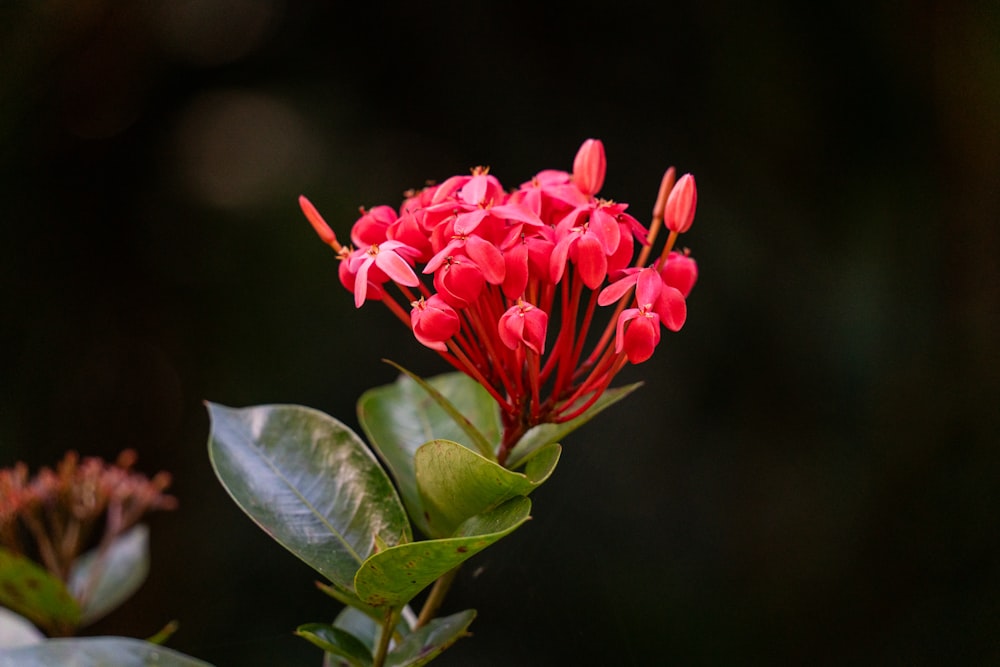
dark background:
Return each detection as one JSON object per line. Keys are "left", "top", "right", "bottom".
{"left": 2, "top": 2, "right": 998, "bottom": 665}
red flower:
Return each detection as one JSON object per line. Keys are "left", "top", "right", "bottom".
{"left": 344, "top": 240, "right": 421, "bottom": 308}
{"left": 301, "top": 139, "right": 701, "bottom": 464}
{"left": 498, "top": 299, "right": 548, "bottom": 355}
{"left": 411, "top": 295, "right": 460, "bottom": 352}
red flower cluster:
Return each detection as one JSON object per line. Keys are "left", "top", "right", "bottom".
{"left": 301, "top": 140, "right": 698, "bottom": 463}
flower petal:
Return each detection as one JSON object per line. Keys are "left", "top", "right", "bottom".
{"left": 465, "top": 235, "right": 506, "bottom": 284}
{"left": 623, "top": 315, "right": 660, "bottom": 364}
{"left": 597, "top": 270, "right": 639, "bottom": 306}
{"left": 575, "top": 234, "right": 608, "bottom": 289}
{"left": 655, "top": 286, "right": 688, "bottom": 332}
{"left": 375, "top": 248, "right": 420, "bottom": 286}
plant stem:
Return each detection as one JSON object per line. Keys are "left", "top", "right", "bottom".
{"left": 372, "top": 607, "right": 400, "bottom": 667}
{"left": 416, "top": 566, "right": 460, "bottom": 629}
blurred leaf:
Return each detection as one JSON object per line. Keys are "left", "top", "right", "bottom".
{"left": 0, "top": 636, "right": 213, "bottom": 667}
{"left": 416, "top": 439, "right": 559, "bottom": 537}
{"left": 354, "top": 497, "right": 531, "bottom": 608}
{"left": 358, "top": 371, "right": 501, "bottom": 537}
{"left": 296, "top": 623, "right": 372, "bottom": 667}
{"left": 0, "top": 607, "right": 43, "bottom": 649}
{"left": 506, "top": 382, "right": 643, "bottom": 468}
{"left": 385, "top": 609, "right": 476, "bottom": 667}
{"left": 0, "top": 548, "right": 80, "bottom": 635}
{"left": 68, "top": 524, "right": 149, "bottom": 626}
{"left": 206, "top": 403, "right": 411, "bottom": 600}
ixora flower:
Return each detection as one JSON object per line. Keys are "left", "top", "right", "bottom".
{"left": 300, "top": 139, "right": 699, "bottom": 464}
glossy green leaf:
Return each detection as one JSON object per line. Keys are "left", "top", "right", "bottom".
{"left": 385, "top": 609, "right": 476, "bottom": 667}
{"left": 358, "top": 371, "right": 501, "bottom": 537}
{"left": 316, "top": 606, "right": 420, "bottom": 667}
{"left": 354, "top": 497, "right": 531, "bottom": 608}
{"left": 0, "top": 607, "right": 43, "bottom": 649}
{"left": 383, "top": 362, "right": 494, "bottom": 459}
{"left": 68, "top": 524, "right": 150, "bottom": 625}
{"left": 506, "top": 381, "right": 643, "bottom": 468}
{"left": 0, "top": 548, "right": 80, "bottom": 635}
{"left": 332, "top": 606, "right": 380, "bottom": 653}
{"left": 0, "top": 637, "right": 213, "bottom": 667}
{"left": 296, "top": 623, "right": 372, "bottom": 667}
{"left": 315, "top": 584, "right": 419, "bottom": 637}
{"left": 415, "top": 439, "right": 559, "bottom": 537}
{"left": 334, "top": 605, "right": 415, "bottom": 650}
{"left": 314, "top": 580, "right": 386, "bottom": 624}
{"left": 207, "top": 403, "right": 411, "bottom": 599}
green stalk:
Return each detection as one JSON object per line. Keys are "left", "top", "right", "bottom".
{"left": 416, "top": 566, "right": 460, "bottom": 629}
{"left": 372, "top": 607, "right": 401, "bottom": 667}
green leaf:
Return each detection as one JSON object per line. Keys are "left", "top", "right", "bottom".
{"left": 316, "top": 607, "right": 416, "bottom": 667}
{"left": 358, "top": 371, "right": 501, "bottom": 537}
{"left": 0, "top": 607, "right": 43, "bottom": 649}
{"left": 415, "top": 439, "right": 559, "bottom": 537}
{"left": 334, "top": 605, "right": 414, "bottom": 650}
{"left": 506, "top": 381, "right": 643, "bottom": 469}
{"left": 354, "top": 497, "right": 531, "bottom": 608}
{"left": 206, "top": 403, "right": 411, "bottom": 600}
{"left": 0, "top": 548, "right": 80, "bottom": 635}
{"left": 383, "top": 362, "right": 495, "bottom": 459}
{"left": 332, "top": 606, "right": 381, "bottom": 653}
{"left": 315, "top": 583, "right": 419, "bottom": 634}
{"left": 0, "top": 637, "right": 213, "bottom": 667}
{"left": 296, "top": 623, "right": 372, "bottom": 667}
{"left": 385, "top": 609, "right": 476, "bottom": 667}
{"left": 68, "top": 524, "right": 150, "bottom": 626}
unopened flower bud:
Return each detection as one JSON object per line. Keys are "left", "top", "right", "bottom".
{"left": 299, "top": 195, "right": 341, "bottom": 250}
{"left": 664, "top": 174, "right": 697, "bottom": 234}
{"left": 572, "top": 138, "right": 606, "bottom": 197}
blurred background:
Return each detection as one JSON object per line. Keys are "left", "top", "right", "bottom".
{"left": 1, "top": 1, "right": 998, "bottom": 665}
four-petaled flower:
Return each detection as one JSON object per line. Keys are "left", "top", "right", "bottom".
{"left": 344, "top": 240, "right": 421, "bottom": 308}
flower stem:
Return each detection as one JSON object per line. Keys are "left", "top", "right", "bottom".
{"left": 637, "top": 167, "right": 676, "bottom": 267}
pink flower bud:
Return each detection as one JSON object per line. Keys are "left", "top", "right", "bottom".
{"left": 572, "top": 138, "right": 606, "bottom": 197}
{"left": 664, "top": 173, "right": 697, "bottom": 234}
